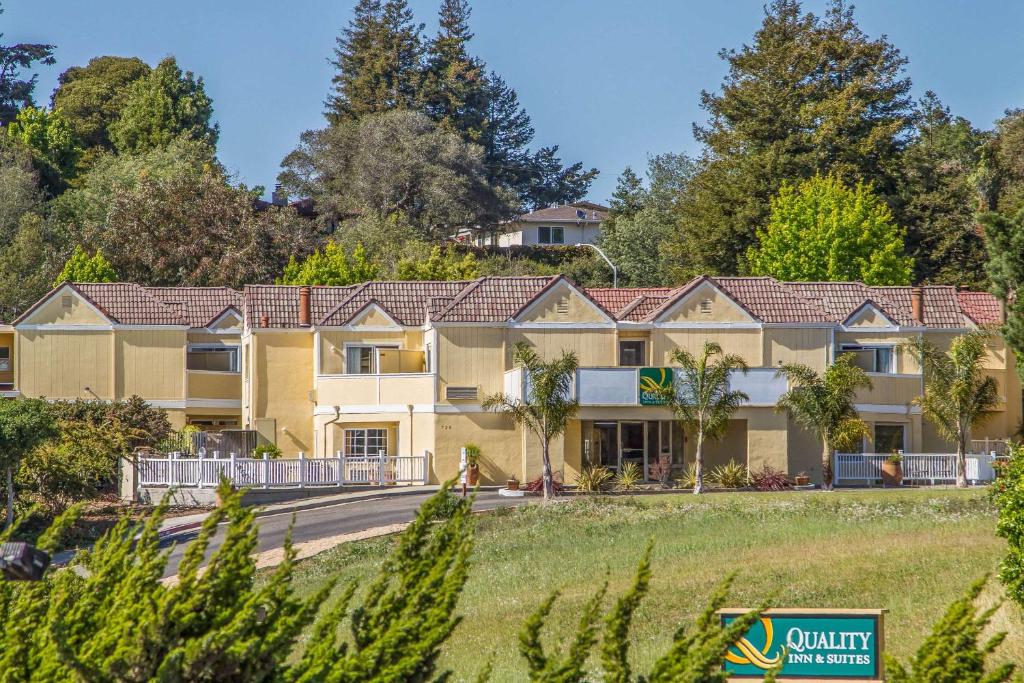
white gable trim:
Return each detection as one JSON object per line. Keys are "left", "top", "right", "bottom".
{"left": 654, "top": 280, "right": 756, "bottom": 324}
{"left": 842, "top": 302, "right": 898, "bottom": 329}
{"left": 346, "top": 303, "right": 403, "bottom": 330}
{"left": 206, "top": 307, "right": 243, "bottom": 331}
{"left": 17, "top": 284, "right": 113, "bottom": 328}
{"left": 513, "top": 279, "right": 613, "bottom": 323}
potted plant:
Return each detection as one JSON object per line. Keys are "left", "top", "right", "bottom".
{"left": 506, "top": 476, "right": 520, "bottom": 491}
{"left": 882, "top": 452, "right": 903, "bottom": 486}
{"left": 464, "top": 444, "right": 481, "bottom": 486}
{"left": 793, "top": 471, "right": 810, "bottom": 487}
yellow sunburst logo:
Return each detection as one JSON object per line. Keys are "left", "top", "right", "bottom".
{"left": 725, "top": 617, "right": 784, "bottom": 670}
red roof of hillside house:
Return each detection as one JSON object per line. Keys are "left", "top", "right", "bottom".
{"left": 513, "top": 202, "right": 608, "bottom": 223}
{"left": 13, "top": 283, "right": 242, "bottom": 328}
{"left": 238, "top": 277, "right": 1001, "bottom": 330}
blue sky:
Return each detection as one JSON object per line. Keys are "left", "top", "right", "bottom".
{"left": 6, "top": 0, "right": 1024, "bottom": 203}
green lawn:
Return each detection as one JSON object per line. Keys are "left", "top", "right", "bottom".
{"left": 288, "top": 489, "right": 1020, "bottom": 680}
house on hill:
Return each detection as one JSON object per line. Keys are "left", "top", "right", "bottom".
{"left": 478, "top": 201, "right": 608, "bottom": 247}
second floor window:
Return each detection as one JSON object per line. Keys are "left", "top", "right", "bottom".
{"left": 538, "top": 226, "right": 564, "bottom": 244}
{"left": 0, "top": 347, "right": 10, "bottom": 371}
{"left": 618, "top": 340, "right": 646, "bottom": 367}
{"left": 187, "top": 345, "right": 239, "bottom": 372}
{"left": 344, "top": 344, "right": 400, "bottom": 374}
{"left": 840, "top": 344, "right": 894, "bottom": 374}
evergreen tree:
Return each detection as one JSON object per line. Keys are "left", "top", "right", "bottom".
{"left": 525, "top": 146, "right": 598, "bottom": 211}
{"left": 50, "top": 56, "right": 151, "bottom": 153}
{"left": 981, "top": 208, "right": 1024, "bottom": 379}
{"left": 608, "top": 166, "right": 646, "bottom": 218}
{"left": 423, "top": 0, "right": 487, "bottom": 141}
{"left": 977, "top": 109, "right": 1024, "bottom": 215}
{"left": 326, "top": 0, "right": 424, "bottom": 122}
{"left": 109, "top": 56, "right": 218, "bottom": 154}
{"left": 899, "top": 92, "right": 989, "bottom": 288}
{"left": 0, "top": 2, "right": 55, "bottom": 125}
{"left": 668, "top": 0, "right": 912, "bottom": 278}
{"left": 53, "top": 245, "right": 118, "bottom": 285}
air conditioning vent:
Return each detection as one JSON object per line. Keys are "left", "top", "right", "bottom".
{"left": 446, "top": 386, "right": 478, "bottom": 401}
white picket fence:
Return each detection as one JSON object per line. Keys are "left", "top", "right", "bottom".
{"left": 834, "top": 452, "right": 998, "bottom": 485}
{"left": 138, "top": 451, "right": 429, "bottom": 488}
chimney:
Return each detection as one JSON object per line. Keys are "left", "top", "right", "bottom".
{"left": 259, "top": 315, "right": 269, "bottom": 328}
{"left": 298, "top": 286, "right": 311, "bottom": 327}
{"left": 910, "top": 286, "right": 924, "bottom": 325}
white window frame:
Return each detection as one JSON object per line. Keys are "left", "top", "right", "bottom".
{"left": 537, "top": 226, "right": 565, "bottom": 244}
{"left": 186, "top": 344, "right": 240, "bottom": 373}
{"left": 839, "top": 344, "right": 895, "bottom": 374}
{"left": 344, "top": 428, "right": 388, "bottom": 456}
{"left": 343, "top": 343, "right": 400, "bottom": 375}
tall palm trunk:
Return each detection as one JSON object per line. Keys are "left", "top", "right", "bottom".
{"left": 956, "top": 431, "right": 968, "bottom": 489}
{"left": 693, "top": 431, "right": 705, "bottom": 495}
{"left": 821, "top": 440, "right": 833, "bottom": 491}
{"left": 540, "top": 436, "right": 554, "bottom": 501}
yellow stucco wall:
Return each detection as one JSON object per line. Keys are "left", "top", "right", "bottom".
{"left": 764, "top": 328, "right": 830, "bottom": 371}
{"left": 18, "top": 329, "right": 114, "bottom": 399}
{"left": 434, "top": 412, "right": 522, "bottom": 484}
{"left": 518, "top": 284, "right": 608, "bottom": 324}
{"left": 660, "top": 282, "right": 755, "bottom": 323}
{"left": 652, "top": 329, "right": 763, "bottom": 366}
{"left": 116, "top": 330, "right": 186, "bottom": 400}
{"left": 251, "top": 332, "right": 314, "bottom": 454}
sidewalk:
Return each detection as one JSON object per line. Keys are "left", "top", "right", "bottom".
{"left": 157, "top": 484, "right": 446, "bottom": 538}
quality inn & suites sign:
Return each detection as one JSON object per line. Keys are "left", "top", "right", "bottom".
{"left": 719, "top": 609, "right": 885, "bottom": 681}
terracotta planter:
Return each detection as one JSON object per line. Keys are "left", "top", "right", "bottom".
{"left": 467, "top": 464, "right": 480, "bottom": 486}
{"left": 793, "top": 475, "right": 810, "bottom": 487}
{"left": 881, "top": 461, "right": 903, "bottom": 486}
{"left": 506, "top": 478, "right": 520, "bottom": 491}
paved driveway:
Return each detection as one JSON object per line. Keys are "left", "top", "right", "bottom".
{"left": 158, "top": 489, "right": 531, "bottom": 577}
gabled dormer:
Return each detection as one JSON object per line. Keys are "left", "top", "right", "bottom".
{"left": 512, "top": 277, "right": 613, "bottom": 326}
{"left": 654, "top": 278, "right": 757, "bottom": 325}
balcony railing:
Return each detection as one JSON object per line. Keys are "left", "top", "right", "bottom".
{"left": 502, "top": 366, "right": 787, "bottom": 407}
{"left": 316, "top": 373, "right": 435, "bottom": 406}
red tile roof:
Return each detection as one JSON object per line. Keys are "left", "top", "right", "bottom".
{"left": 958, "top": 291, "right": 1003, "bottom": 325}
{"left": 144, "top": 287, "right": 242, "bottom": 328}
{"left": 320, "top": 281, "right": 470, "bottom": 326}
{"left": 783, "top": 283, "right": 970, "bottom": 327}
{"left": 244, "top": 285, "right": 358, "bottom": 329}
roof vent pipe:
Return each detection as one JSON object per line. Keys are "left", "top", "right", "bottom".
{"left": 298, "top": 286, "right": 311, "bottom": 327}
{"left": 910, "top": 286, "right": 924, "bottom": 325}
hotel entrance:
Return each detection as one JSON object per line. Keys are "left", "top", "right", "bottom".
{"left": 584, "top": 420, "right": 683, "bottom": 481}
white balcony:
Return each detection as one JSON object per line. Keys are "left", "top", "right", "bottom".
{"left": 501, "top": 366, "right": 787, "bottom": 407}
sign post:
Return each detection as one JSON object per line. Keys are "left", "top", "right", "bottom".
{"left": 719, "top": 609, "right": 885, "bottom": 682}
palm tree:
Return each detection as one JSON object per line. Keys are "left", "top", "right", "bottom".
{"left": 902, "top": 331, "right": 1000, "bottom": 488}
{"left": 776, "top": 354, "right": 872, "bottom": 490}
{"left": 483, "top": 342, "right": 579, "bottom": 500}
{"left": 662, "top": 341, "right": 749, "bottom": 494}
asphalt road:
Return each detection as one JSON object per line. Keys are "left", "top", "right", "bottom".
{"left": 158, "top": 489, "right": 530, "bottom": 577}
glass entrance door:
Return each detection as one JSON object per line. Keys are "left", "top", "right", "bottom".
{"left": 594, "top": 422, "right": 619, "bottom": 470}
{"left": 620, "top": 421, "right": 646, "bottom": 473}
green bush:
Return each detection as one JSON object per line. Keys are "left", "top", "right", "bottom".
{"left": 992, "top": 441, "right": 1024, "bottom": 606}
{"left": 575, "top": 465, "right": 614, "bottom": 493}
{"left": 709, "top": 460, "right": 750, "bottom": 489}
{"left": 253, "top": 442, "right": 283, "bottom": 459}
{"left": 614, "top": 462, "right": 643, "bottom": 491}
{"left": 0, "top": 481, "right": 475, "bottom": 680}
{"left": 885, "top": 577, "right": 1014, "bottom": 682}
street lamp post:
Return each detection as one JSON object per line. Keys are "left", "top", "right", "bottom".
{"left": 575, "top": 243, "right": 618, "bottom": 288}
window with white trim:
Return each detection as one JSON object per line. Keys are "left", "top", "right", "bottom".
{"left": 537, "top": 226, "right": 564, "bottom": 244}
{"left": 344, "top": 344, "right": 399, "bottom": 374}
{"left": 344, "top": 428, "right": 388, "bottom": 456}
{"left": 839, "top": 344, "right": 895, "bottom": 374}
{"left": 187, "top": 345, "right": 239, "bottom": 372}
{"left": 0, "top": 347, "right": 9, "bottom": 372}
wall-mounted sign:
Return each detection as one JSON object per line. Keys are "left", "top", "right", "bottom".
{"left": 638, "top": 367, "right": 673, "bottom": 405}
{"left": 719, "top": 609, "right": 884, "bottom": 682}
